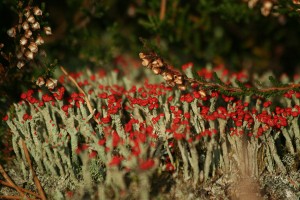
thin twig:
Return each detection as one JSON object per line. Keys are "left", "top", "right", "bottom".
{"left": 187, "top": 78, "right": 300, "bottom": 94}
{"left": 139, "top": 51, "right": 300, "bottom": 96}
{"left": 21, "top": 140, "right": 47, "bottom": 200}
{"left": 0, "top": 164, "right": 28, "bottom": 199}
{"left": 60, "top": 66, "right": 99, "bottom": 123}
{"left": 0, "top": 196, "right": 22, "bottom": 199}
{"left": 0, "top": 180, "right": 41, "bottom": 198}
{"left": 160, "top": 0, "right": 167, "bottom": 21}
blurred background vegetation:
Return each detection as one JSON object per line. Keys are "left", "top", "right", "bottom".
{"left": 1, "top": 0, "right": 300, "bottom": 162}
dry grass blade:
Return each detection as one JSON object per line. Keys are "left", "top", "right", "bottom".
{"left": 21, "top": 140, "right": 47, "bottom": 200}
{"left": 60, "top": 66, "right": 99, "bottom": 123}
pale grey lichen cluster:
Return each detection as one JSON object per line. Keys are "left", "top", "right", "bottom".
{"left": 3, "top": 67, "right": 300, "bottom": 199}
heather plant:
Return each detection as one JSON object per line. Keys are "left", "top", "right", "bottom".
{"left": 1, "top": 59, "right": 300, "bottom": 199}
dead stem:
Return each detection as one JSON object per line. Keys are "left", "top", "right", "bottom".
{"left": 60, "top": 66, "right": 99, "bottom": 124}
{"left": 21, "top": 140, "right": 47, "bottom": 200}
{"left": 0, "top": 195, "right": 23, "bottom": 199}
{"left": 160, "top": 0, "right": 167, "bottom": 21}
{"left": 0, "top": 163, "right": 28, "bottom": 199}
{"left": 187, "top": 78, "right": 300, "bottom": 94}
{"left": 0, "top": 180, "right": 40, "bottom": 198}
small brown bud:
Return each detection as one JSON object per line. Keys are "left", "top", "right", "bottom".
{"left": 44, "top": 26, "right": 52, "bottom": 35}
{"left": 166, "top": 81, "right": 176, "bottom": 87}
{"left": 139, "top": 52, "right": 146, "bottom": 59}
{"left": 36, "top": 77, "right": 45, "bottom": 87}
{"left": 25, "top": 30, "right": 32, "bottom": 38}
{"left": 24, "top": 50, "right": 34, "bottom": 60}
{"left": 142, "top": 59, "right": 150, "bottom": 67}
{"left": 152, "top": 60, "right": 158, "bottom": 65}
{"left": 35, "top": 35, "right": 44, "bottom": 45}
{"left": 33, "top": 7, "right": 42, "bottom": 16}
{"left": 31, "top": 22, "right": 40, "bottom": 30}
{"left": 163, "top": 72, "right": 173, "bottom": 81}
{"left": 0, "top": 43, "right": 4, "bottom": 49}
{"left": 27, "top": 15, "right": 35, "bottom": 23}
{"left": 24, "top": 9, "right": 31, "bottom": 18}
{"left": 16, "top": 51, "right": 23, "bottom": 59}
{"left": 261, "top": 1, "right": 272, "bottom": 16}
{"left": 156, "top": 58, "right": 163, "bottom": 67}
{"left": 152, "top": 67, "right": 161, "bottom": 75}
{"left": 17, "top": 61, "right": 25, "bottom": 69}
{"left": 248, "top": 0, "right": 259, "bottom": 9}
{"left": 199, "top": 90, "right": 206, "bottom": 97}
{"left": 174, "top": 75, "right": 183, "bottom": 85}
{"left": 20, "top": 46, "right": 26, "bottom": 53}
{"left": 46, "top": 78, "right": 57, "bottom": 90}
{"left": 22, "top": 22, "right": 30, "bottom": 30}
{"left": 7, "top": 27, "right": 16, "bottom": 37}
{"left": 28, "top": 42, "right": 38, "bottom": 53}
{"left": 178, "top": 85, "right": 186, "bottom": 90}
{"left": 20, "top": 36, "right": 28, "bottom": 46}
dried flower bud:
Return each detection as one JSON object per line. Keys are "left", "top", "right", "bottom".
{"left": 20, "top": 36, "right": 28, "bottom": 46}
{"left": 35, "top": 35, "right": 44, "bottom": 45}
{"left": 22, "top": 22, "right": 30, "bottom": 30}
{"left": 0, "top": 43, "right": 4, "bottom": 49}
{"left": 248, "top": 0, "right": 259, "bottom": 9}
{"left": 27, "top": 15, "right": 35, "bottom": 23}
{"left": 24, "top": 9, "right": 31, "bottom": 18}
{"left": 28, "top": 42, "right": 38, "bottom": 53}
{"left": 36, "top": 77, "right": 45, "bottom": 87}
{"left": 199, "top": 90, "right": 206, "bottom": 97}
{"left": 31, "top": 22, "right": 40, "bottom": 30}
{"left": 261, "top": 1, "right": 272, "bottom": 16}
{"left": 162, "top": 72, "right": 173, "bottom": 81}
{"left": 25, "top": 50, "right": 34, "bottom": 60}
{"left": 174, "top": 75, "right": 183, "bottom": 85}
{"left": 166, "top": 80, "right": 176, "bottom": 87}
{"left": 152, "top": 60, "right": 158, "bottom": 65}
{"left": 7, "top": 27, "right": 16, "bottom": 37}
{"left": 46, "top": 78, "right": 57, "bottom": 90}
{"left": 139, "top": 52, "right": 146, "bottom": 59}
{"left": 156, "top": 58, "right": 163, "bottom": 67}
{"left": 20, "top": 46, "right": 26, "bottom": 53}
{"left": 39, "top": 50, "right": 47, "bottom": 57}
{"left": 16, "top": 51, "right": 23, "bottom": 59}
{"left": 25, "top": 30, "right": 32, "bottom": 38}
{"left": 17, "top": 61, "right": 25, "bottom": 69}
{"left": 142, "top": 59, "right": 150, "bottom": 67}
{"left": 33, "top": 7, "right": 42, "bottom": 16}
{"left": 152, "top": 67, "right": 161, "bottom": 75}
{"left": 178, "top": 85, "right": 186, "bottom": 90}
{"left": 44, "top": 26, "right": 52, "bottom": 35}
